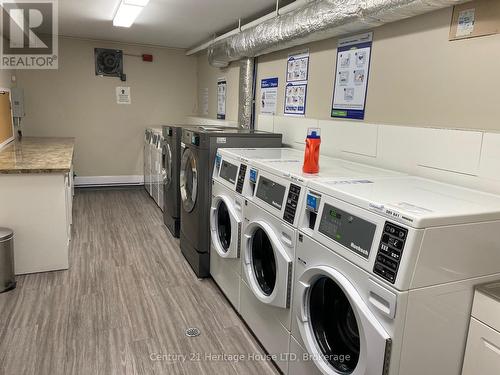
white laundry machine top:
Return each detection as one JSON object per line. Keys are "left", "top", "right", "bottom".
{"left": 217, "top": 147, "right": 303, "bottom": 163}
{"left": 252, "top": 154, "right": 403, "bottom": 185}
{"left": 244, "top": 151, "right": 402, "bottom": 228}
{"left": 301, "top": 176, "right": 500, "bottom": 290}
{"left": 308, "top": 176, "right": 500, "bottom": 228}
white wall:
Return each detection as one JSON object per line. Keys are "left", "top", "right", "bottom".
{"left": 17, "top": 37, "right": 198, "bottom": 178}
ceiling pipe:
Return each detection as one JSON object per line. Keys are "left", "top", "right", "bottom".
{"left": 238, "top": 58, "right": 255, "bottom": 129}
{"left": 208, "top": 0, "right": 469, "bottom": 68}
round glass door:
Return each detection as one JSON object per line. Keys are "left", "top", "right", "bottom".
{"left": 180, "top": 148, "right": 198, "bottom": 212}
{"left": 216, "top": 200, "right": 231, "bottom": 252}
{"left": 309, "top": 276, "right": 360, "bottom": 374}
{"left": 162, "top": 143, "right": 172, "bottom": 187}
{"left": 251, "top": 227, "right": 276, "bottom": 296}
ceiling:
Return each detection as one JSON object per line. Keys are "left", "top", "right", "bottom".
{"left": 58, "top": 0, "right": 279, "bottom": 49}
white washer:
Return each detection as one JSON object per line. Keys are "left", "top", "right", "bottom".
{"left": 209, "top": 148, "right": 307, "bottom": 311}
{"left": 240, "top": 154, "right": 403, "bottom": 373}
{"left": 210, "top": 150, "right": 250, "bottom": 311}
{"left": 144, "top": 128, "right": 152, "bottom": 195}
{"left": 290, "top": 176, "right": 500, "bottom": 375}
{"left": 150, "top": 127, "right": 162, "bottom": 206}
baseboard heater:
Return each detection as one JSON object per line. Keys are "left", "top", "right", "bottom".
{"left": 74, "top": 175, "right": 144, "bottom": 187}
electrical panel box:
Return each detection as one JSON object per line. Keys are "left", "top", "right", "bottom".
{"left": 11, "top": 88, "right": 24, "bottom": 118}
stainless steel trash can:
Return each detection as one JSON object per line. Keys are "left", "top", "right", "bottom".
{"left": 0, "top": 228, "right": 16, "bottom": 293}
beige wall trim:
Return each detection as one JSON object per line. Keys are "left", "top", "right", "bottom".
{"left": 74, "top": 175, "right": 144, "bottom": 187}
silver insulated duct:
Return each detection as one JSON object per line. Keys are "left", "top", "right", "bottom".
{"left": 208, "top": 0, "right": 467, "bottom": 67}
{"left": 238, "top": 58, "right": 255, "bottom": 129}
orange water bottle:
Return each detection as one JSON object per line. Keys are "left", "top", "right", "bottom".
{"left": 303, "top": 128, "right": 321, "bottom": 174}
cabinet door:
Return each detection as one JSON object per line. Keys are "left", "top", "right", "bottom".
{"left": 462, "top": 317, "right": 500, "bottom": 375}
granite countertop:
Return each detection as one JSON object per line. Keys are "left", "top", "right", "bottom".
{"left": 0, "top": 137, "right": 75, "bottom": 174}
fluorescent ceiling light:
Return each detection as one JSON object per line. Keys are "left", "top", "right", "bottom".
{"left": 113, "top": 0, "right": 150, "bottom": 28}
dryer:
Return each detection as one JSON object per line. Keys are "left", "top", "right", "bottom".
{"left": 240, "top": 155, "right": 403, "bottom": 373}
{"left": 179, "top": 128, "right": 282, "bottom": 278}
{"left": 290, "top": 176, "right": 500, "bottom": 375}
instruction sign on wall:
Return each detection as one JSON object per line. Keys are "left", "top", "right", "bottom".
{"left": 116, "top": 87, "right": 131, "bottom": 104}
{"left": 260, "top": 77, "right": 278, "bottom": 115}
{"left": 285, "top": 50, "right": 309, "bottom": 116}
{"left": 331, "top": 32, "right": 373, "bottom": 120}
{"left": 217, "top": 78, "right": 226, "bottom": 120}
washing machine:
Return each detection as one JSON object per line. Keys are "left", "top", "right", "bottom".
{"left": 150, "top": 128, "right": 162, "bottom": 205}
{"left": 209, "top": 147, "right": 302, "bottom": 311}
{"left": 289, "top": 176, "right": 500, "bottom": 375}
{"left": 240, "top": 155, "right": 403, "bottom": 373}
{"left": 162, "top": 126, "right": 184, "bottom": 237}
{"left": 144, "top": 128, "right": 152, "bottom": 195}
{"left": 179, "top": 128, "right": 282, "bottom": 278}
{"left": 158, "top": 132, "right": 165, "bottom": 211}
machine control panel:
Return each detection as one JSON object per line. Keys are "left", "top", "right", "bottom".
{"left": 219, "top": 160, "right": 238, "bottom": 184}
{"left": 318, "top": 204, "right": 376, "bottom": 259}
{"left": 306, "top": 193, "right": 321, "bottom": 213}
{"left": 249, "top": 168, "right": 258, "bottom": 184}
{"left": 373, "top": 222, "right": 408, "bottom": 284}
{"left": 215, "top": 154, "right": 222, "bottom": 169}
{"left": 283, "top": 184, "right": 301, "bottom": 225}
{"left": 236, "top": 164, "right": 247, "bottom": 194}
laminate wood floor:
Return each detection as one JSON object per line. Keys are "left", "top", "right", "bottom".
{"left": 0, "top": 188, "right": 280, "bottom": 375}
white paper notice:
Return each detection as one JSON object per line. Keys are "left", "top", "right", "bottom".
{"left": 116, "top": 87, "right": 131, "bottom": 104}
{"left": 456, "top": 9, "right": 475, "bottom": 37}
{"left": 286, "top": 50, "right": 309, "bottom": 82}
{"left": 201, "top": 87, "right": 209, "bottom": 115}
{"left": 260, "top": 77, "right": 278, "bottom": 115}
{"left": 217, "top": 78, "right": 226, "bottom": 120}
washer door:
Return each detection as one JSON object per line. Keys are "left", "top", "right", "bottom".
{"left": 162, "top": 143, "right": 172, "bottom": 188}
{"left": 243, "top": 221, "right": 292, "bottom": 309}
{"left": 210, "top": 195, "right": 242, "bottom": 259}
{"left": 180, "top": 148, "right": 198, "bottom": 213}
{"left": 296, "top": 266, "right": 391, "bottom": 375}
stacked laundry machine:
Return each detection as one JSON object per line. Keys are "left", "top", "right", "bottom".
{"left": 143, "top": 127, "right": 164, "bottom": 211}
{"left": 210, "top": 147, "right": 500, "bottom": 375}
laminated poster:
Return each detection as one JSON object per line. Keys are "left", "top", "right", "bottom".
{"left": 260, "top": 77, "right": 278, "bottom": 115}
{"left": 331, "top": 32, "right": 373, "bottom": 120}
{"left": 284, "top": 81, "right": 307, "bottom": 116}
{"left": 286, "top": 50, "right": 309, "bottom": 83}
{"left": 217, "top": 78, "right": 226, "bottom": 120}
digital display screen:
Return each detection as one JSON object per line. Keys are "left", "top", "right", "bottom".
{"left": 256, "top": 176, "right": 286, "bottom": 210}
{"left": 219, "top": 160, "right": 238, "bottom": 184}
{"left": 318, "top": 203, "right": 376, "bottom": 259}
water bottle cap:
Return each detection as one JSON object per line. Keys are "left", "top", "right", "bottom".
{"left": 307, "top": 128, "right": 321, "bottom": 139}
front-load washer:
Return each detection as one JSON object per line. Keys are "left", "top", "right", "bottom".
{"left": 150, "top": 128, "right": 162, "bottom": 206}
{"left": 210, "top": 151, "right": 250, "bottom": 311}
{"left": 209, "top": 147, "right": 307, "bottom": 312}
{"left": 144, "top": 128, "right": 152, "bottom": 195}
{"left": 179, "top": 128, "right": 282, "bottom": 278}
{"left": 240, "top": 154, "right": 403, "bottom": 374}
{"left": 289, "top": 176, "right": 500, "bottom": 375}
{"left": 162, "top": 125, "right": 186, "bottom": 237}
{"left": 158, "top": 132, "right": 165, "bottom": 211}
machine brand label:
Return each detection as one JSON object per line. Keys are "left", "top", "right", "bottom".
{"left": 350, "top": 242, "right": 369, "bottom": 257}
{"left": 217, "top": 137, "right": 227, "bottom": 144}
